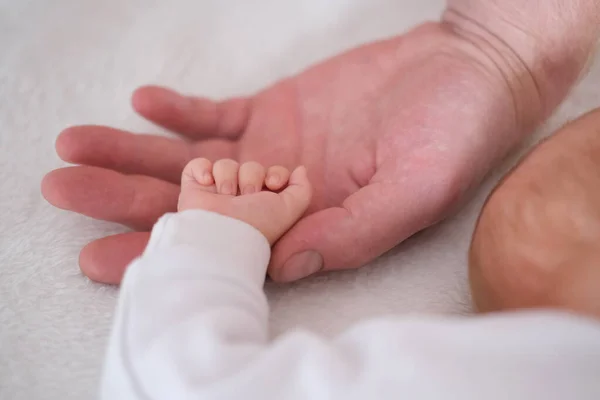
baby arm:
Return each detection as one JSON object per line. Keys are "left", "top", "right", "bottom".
{"left": 101, "top": 159, "right": 600, "bottom": 400}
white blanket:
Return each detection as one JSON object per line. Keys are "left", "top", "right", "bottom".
{"left": 1, "top": 0, "right": 598, "bottom": 398}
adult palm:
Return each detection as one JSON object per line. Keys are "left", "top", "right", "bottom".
{"left": 42, "top": 22, "right": 527, "bottom": 284}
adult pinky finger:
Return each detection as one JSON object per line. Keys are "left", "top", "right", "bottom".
{"left": 80, "top": 231, "right": 150, "bottom": 285}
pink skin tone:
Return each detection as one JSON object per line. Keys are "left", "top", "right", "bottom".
{"left": 41, "top": 1, "right": 600, "bottom": 284}
{"left": 178, "top": 159, "right": 312, "bottom": 246}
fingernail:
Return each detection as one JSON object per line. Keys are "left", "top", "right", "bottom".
{"left": 279, "top": 250, "right": 323, "bottom": 282}
{"left": 242, "top": 185, "right": 256, "bottom": 195}
{"left": 267, "top": 175, "right": 280, "bottom": 187}
{"left": 221, "top": 182, "right": 235, "bottom": 195}
{"left": 202, "top": 172, "right": 213, "bottom": 185}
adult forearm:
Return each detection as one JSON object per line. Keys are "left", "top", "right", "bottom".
{"left": 443, "top": 0, "right": 600, "bottom": 128}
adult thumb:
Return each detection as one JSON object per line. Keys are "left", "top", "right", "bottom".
{"left": 268, "top": 182, "right": 439, "bottom": 282}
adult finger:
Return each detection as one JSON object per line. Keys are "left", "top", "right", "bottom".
{"left": 80, "top": 231, "right": 150, "bottom": 285}
{"left": 41, "top": 166, "right": 179, "bottom": 230}
{"left": 132, "top": 85, "right": 252, "bottom": 140}
{"left": 56, "top": 126, "right": 235, "bottom": 184}
{"left": 268, "top": 182, "right": 441, "bottom": 282}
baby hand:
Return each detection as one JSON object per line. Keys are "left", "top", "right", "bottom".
{"left": 178, "top": 159, "right": 312, "bottom": 244}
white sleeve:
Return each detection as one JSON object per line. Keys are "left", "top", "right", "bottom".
{"left": 100, "top": 210, "right": 600, "bottom": 400}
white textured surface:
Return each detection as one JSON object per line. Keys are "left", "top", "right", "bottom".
{"left": 0, "top": 0, "right": 598, "bottom": 398}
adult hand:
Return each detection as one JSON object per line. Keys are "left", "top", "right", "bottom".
{"left": 42, "top": 3, "right": 597, "bottom": 284}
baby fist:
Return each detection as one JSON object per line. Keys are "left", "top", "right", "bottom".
{"left": 178, "top": 158, "right": 312, "bottom": 244}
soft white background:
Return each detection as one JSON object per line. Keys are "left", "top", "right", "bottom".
{"left": 1, "top": 0, "right": 598, "bottom": 398}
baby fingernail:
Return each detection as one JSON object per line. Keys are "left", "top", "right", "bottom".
{"left": 202, "top": 172, "right": 213, "bottom": 185}
{"left": 221, "top": 182, "right": 235, "bottom": 195}
{"left": 242, "top": 185, "right": 256, "bottom": 195}
{"left": 268, "top": 175, "right": 280, "bottom": 186}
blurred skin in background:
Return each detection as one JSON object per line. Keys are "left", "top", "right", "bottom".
{"left": 470, "top": 108, "right": 600, "bottom": 319}
{"left": 42, "top": 1, "right": 600, "bottom": 312}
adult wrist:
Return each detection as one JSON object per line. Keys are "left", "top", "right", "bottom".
{"left": 442, "top": 0, "right": 600, "bottom": 131}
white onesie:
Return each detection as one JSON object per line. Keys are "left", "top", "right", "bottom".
{"left": 100, "top": 210, "right": 600, "bottom": 400}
